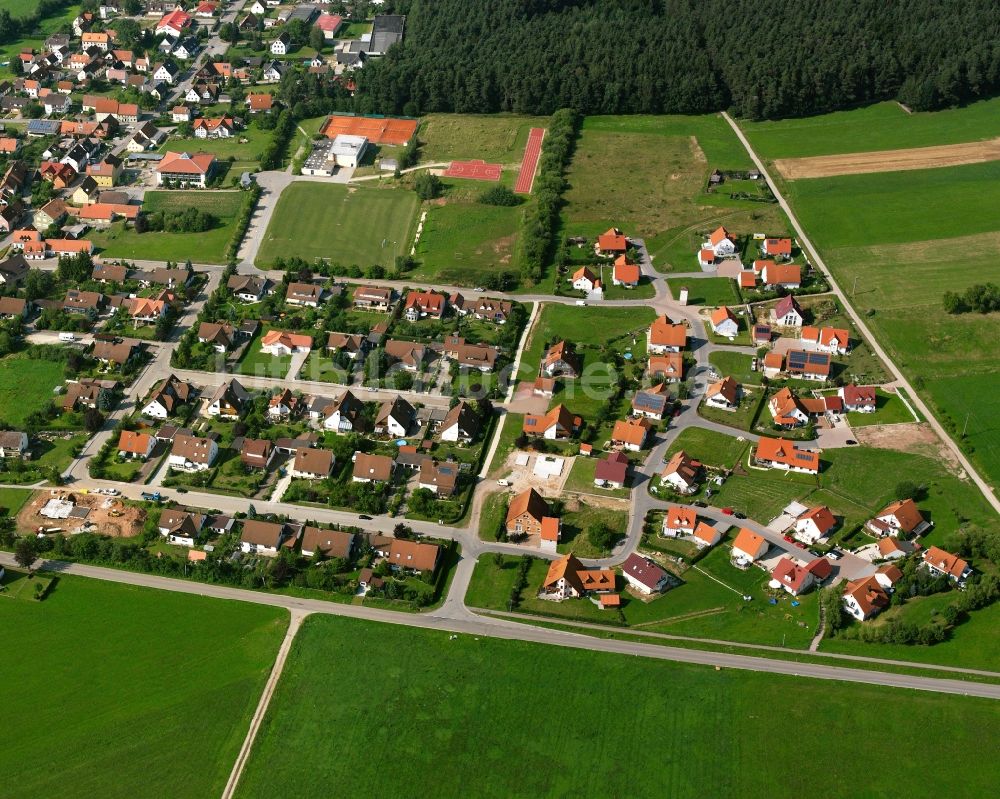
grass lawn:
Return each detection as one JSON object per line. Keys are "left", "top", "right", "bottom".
{"left": 418, "top": 113, "right": 550, "bottom": 163}
{"left": 234, "top": 614, "right": 1000, "bottom": 799}
{"left": 563, "top": 456, "right": 631, "bottom": 499}
{"left": 99, "top": 456, "right": 145, "bottom": 482}
{"left": 0, "top": 487, "right": 33, "bottom": 517}
{"left": 297, "top": 349, "right": 350, "bottom": 384}
{"left": 90, "top": 191, "right": 244, "bottom": 264}
{"left": 413, "top": 193, "right": 522, "bottom": 286}
{"left": 256, "top": 183, "right": 419, "bottom": 268}
{"left": 844, "top": 389, "right": 916, "bottom": 427}
{"left": 0, "top": 355, "right": 64, "bottom": 427}
{"left": 158, "top": 125, "right": 273, "bottom": 172}
{"left": 477, "top": 491, "right": 508, "bottom": 541}
{"left": 698, "top": 387, "right": 763, "bottom": 432}
{"left": 1, "top": 575, "right": 286, "bottom": 799}
{"left": 666, "top": 276, "right": 741, "bottom": 306}
{"left": 740, "top": 98, "right": 1000, "bottom": 160}
{"left": 665, "top": 427, "right": 751, "bottom": 470}
{"left": 708, "top": 350, "right": 759, "bottom": 385}
{"left": 237, "top": 337, "right": 293, "bottom": 379}
{"left": 556, "top": 504, "right": 628, "bottom": 558}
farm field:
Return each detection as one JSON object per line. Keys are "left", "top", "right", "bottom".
{"left": 256, "top": 183, "right": 419, "bottom": 268}
{"left": 418, "top": 114, "right": 549, "bottom": 164}
{"left": 1, "top": 575, "right": 286, "bottom": 799}
{"left": 234, "top": 614, "right": 1000, "bottom": 799}
{"left": 412, "top": 188, "right": 522, "bottom": 286}
{"left": 741, "top": 98, "right": 1000, "bottom": 160}
{"left": 0, "top": 356, "right": 64, "bottom": 426}
{"left": 90, "top": 191, "right": 244, "bottom": 263}
{"left": 562, "top": 115, "right": 789, "bottom": 272}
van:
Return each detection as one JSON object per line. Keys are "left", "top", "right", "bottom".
{"left": 58, "top": 332, "right": 77, "bottom": 342}
{"left": 496, "top": 478, "right": 511, "bottom": 487}
{"left": 575, "top": 300, "right": 587, "bottom": 306}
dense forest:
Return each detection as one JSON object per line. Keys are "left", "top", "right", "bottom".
{"left": 357, "top": 0, "right": 1000, "bottom": 119}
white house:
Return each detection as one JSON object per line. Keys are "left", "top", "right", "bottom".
{"left": 375, "top": 397, "right": 415, "bottom": 438}
{"left": 794, "top": 505, "right": 837, "bottom": 545}
{"left": 570, "top": 266, "right": 598, "bottom": 293}
{"left": 0, "top": 431, "right": 29, "bottom": 458}
{"left": 706, "top": 226, "right": 737, "bottom": 257}
{"left": 289, "top": 447, "right": 335, "bottom": 480}
{"left": 771, "top": 295, "right": 804, "bottom": 327}
{"left": 322, "top": 390, "right": 364, "bottom": 433}
{"left": 663, "top": 505, "right": 696, "bottom": 537}
{"left": 842, "top": 576, "right": 889, "bottom": 621}
{"left": 732, "top": 528, "right": 768, "bottom": 562}
{"left": 710, "top": 306, "right": 739, "bottom": 339}
{"left": 168, "top": 435, "right": 218, "bottom": 472}
{"left": 620, "top": 553, "right": 668, "bottom": 595}
{"left": 661, "top": 450, "right": 699, "bottom": 494}
{"left": 693, "top": 522, "right": 722, "bottom": 549}
{"left": 270, "top": 32, "right": 290, "bottom": 55}
{"left": 439, "top": 401, "right": 479, "bottom": 444}
{"left": 705, "top": 376, "right": 740, "bottom": 410}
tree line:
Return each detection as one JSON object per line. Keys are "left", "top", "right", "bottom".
{"left": 355, "top": 0, "right": 1000, "bottom": 119}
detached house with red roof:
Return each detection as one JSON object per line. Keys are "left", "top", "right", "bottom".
{"left": 648, "top": 315, "right": 687, "bottom": 354}
{"left": 865, "top": 498, "right": 930, "bottom": 538}
{"left": 540, "top": 553, "right": 615, "bottom": 601}
{"left": 621, "top": 553, "right": 669, "bottom": 595}
{"left": 596, "top": 227, "right": 627, "bottom": 256}
{"left": 771, "top": 557, "right": 815, "bottom": 596}
{"left": 610, "top": 417, "right": 652, "bottom": 452}
{"left": 612, "top": 255, "right": 640, "bottom": 287}
{"left": 754, "top": 436, "right": 820, "bottom": 474}
{"left": 706, "top": 225, "right": 737, "bottom": 257}
{"left": 571, "top": 266, "right": 599, "bottom": 293}
{"left": 794, "top": 505, "right": 837, "bottom": 544}
{"left": 594, "top": 451, "right": 629, "bottom": 490}
{"left": 661, "top": 450, "right": 700, "bottom": 494}
{"left": 663, "top": 504, "right": 696, "bottom": 537}
{"left": 732, "top": 528, "right": 768, "bottom": 563}
{"left": 801, "top": 325, "right": 850, "bottom": 355}
{"left": 839, "top": 384, "right": 877, "bottom": 413}
{"left": 762, "top": 237, "right": 793, "bottom": 259}
{"left": 772, "top": 295, "right": 804, "bottom": 327}
{"left": 761, "top": 262, "right": 802, "bottom": 289}
{"left": 156, "top": 7, "right": 192, "bottom": 38}
{"left": 843, "top": 576, "right": 890, "bottom": 621}
{"left": 921, "top": 546, "right": 972, "bottom": 585}
{"left": 705, "top": 376, "right": 740, "bottom": 410}
{"left": 522, "top": 404, "right": 579, "bottom": 440}
{"left": 710, "top": 306, "right": 739, "bottom": 339}
{"left": 403, "top": 290, "right": 446, "bottom": 321}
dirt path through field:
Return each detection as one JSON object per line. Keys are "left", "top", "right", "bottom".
{"left": 774, "top": 138, "right": 1000, "bottom": 179}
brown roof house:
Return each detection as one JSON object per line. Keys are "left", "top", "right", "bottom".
{"left": 168, "top": 434, "right": 218, "bottom": 472}
{"left": 289, "top": 447, "right": 335, "bottom": 480}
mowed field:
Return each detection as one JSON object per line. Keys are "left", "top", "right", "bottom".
{"left": 256, "top": 183, "right": 419, "bottom": 268}
{"left": 0, "top": 356, "right": 64, "bottom": 426}
{"left": 1, "top": 575, "right": 286, "bottom": 799}
{"left": 742, "top": 104, "right": 1000, "bottom": 487}
{"left": 562, "top": 115, "right": 790, "bottom": 271}
{"left": 418, "top": 113, "right": 550, "bottom": 164}
{"left": 235, "top": 615, "right": 1000, "bottom": 799}
{"left": 91, "top": 191, "right": 244, "bottom": 263}
{"left": 742, "top": 97, "right": 1000, "bottom": 159}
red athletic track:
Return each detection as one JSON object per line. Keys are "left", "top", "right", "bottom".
{"left": 514, "top": 127, "right": 546, "bottom": 193}
{"left": 442, "top": 159, "right": 502, "bottom": 181}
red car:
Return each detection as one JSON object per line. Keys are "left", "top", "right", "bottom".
{"left": 783, "top": 534, "right": 794, "bottom": 542}
{"left": 721, "top": 507, "right": 734, "bottom": 516}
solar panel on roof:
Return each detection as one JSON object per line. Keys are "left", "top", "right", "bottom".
{"left": 807, "top": 353, "right": 830, "bottom": 364}
{"left": 795, "top": 453, "right": 814, "bottom": 461}
{"left": 787, "top": 351, "right": 807, "bottom": 367}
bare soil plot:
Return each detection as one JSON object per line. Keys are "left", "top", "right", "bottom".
{"left": 852, "top": 423, "right": 962, "bottom": 472}
{"left": 773, "top": 138, "right": 1000, "bottom": 179}
{"left": 17, "top": 490, "right": 146, "bottom": 537}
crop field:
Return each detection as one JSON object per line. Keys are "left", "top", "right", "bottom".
{"left": 1, "top": 575, "right": 286, "bottom": 799}
{"left": 418, "top": 114, "right": 549, "bottom": 164}
{"left": 91, "top": 191, "right": 244, "bottom": 264}
{"left": 234, "top": 614, "right": 1000, "bottom": 798}
{"left": 413, "top": 190, "right": 522, "bottom": 285}
{"left": 256, "top": 183, "right": 419, "bottom": 268}
{"left": 741, "top": 98, "right": 1000, "bottom": 160}
{"left": 0, "top": 356, "right": 63, "bottom": 426}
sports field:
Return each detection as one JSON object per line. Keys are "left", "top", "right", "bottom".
{"left": 1, "top": 575, "right": 286, "bottom": 799}
{"left": 234, "top": 615, "right": 1000, "bottom": 799}
{"left": 562, "top": 115, "right": 790, "bottom": 270}
{"left": 0, "top": 355, "right": 64, "bottom": 426}
{"left": 256, "top": 183, "right": 419, "bottom": 268}
{"left": 741, "top": 98, "right": 1000, "bottom": 160}
{"left": 418, "top": 114, "right": 550, "bottom": 164}
{"left": 90, "top": 191, "right": 244, "bottom": 264}
{"left": 319, "top": 115, "right": 417, "bottom": 145}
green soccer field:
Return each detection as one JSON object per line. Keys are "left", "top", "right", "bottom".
{"left": 0, "top": 575, "right": 286, "bottom": 799}
{"left": 234, "top": 614, "right": 1000, "bottom": 799}
{"left": 255, "top": 182, "right": 419, "bottom": 268}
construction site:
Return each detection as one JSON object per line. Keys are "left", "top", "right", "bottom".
{"left": 17, "top": 490, "right": 146, "bottom": 538}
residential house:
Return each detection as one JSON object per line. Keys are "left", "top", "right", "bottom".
{"left": 784, "top": 349, "right": 831, "bottom": 381}
{"left": 771, "top": 295, "right": 804, "bottom": 327}
{"left": 142, "top": 374, "right": 193, "bottom": 419}
{"left": 877, "top": 536, "right": 917, "bottom": 561}
{"left": 0, "top": 297, "right": 27, "bottom": 319}
{"left": 866, "top": 498, "right": 930, "bottom": 538}
{"left": 193, "top": 117, "right": 234, "bottom": 139}
{"left": 839, "top": 384, "right": 877, "bottom": 413}
{"left": 92, "top": 339, "right": 140, "bottom": 367}
{"left": 374, "top": 396, "right": 415, "bottom": 437}
{"left": 418, "top": 458, "right": 458, "bottom": 497}
{"left": 768, "top": 386, "right": 811, "bottom": 428}
{"left": 286, "top": 281, "right": 324, "bottom": 307}
{"left": 239, "top": 519, "right": 294, "bottom": 556}
{"left": 921, "top": 547, "right": 972, "bottom": 585}
{"left": 353, "top": 285, "right": 393, "bottom": 311}
{"left": 271, "top": 32, "right": 291, "bottom": 55}
{"left": 874, "top": 564, "right": 904, "bottom": 591}
{"left": 71, "top": 176, "right": 101, "bottom": 205}
{"left": 374, "top": 538, "right": 441, "bottom": 575}
{"left": 620, "top": 553, "right": 669, "bottom": 595}
{"left": 693, "top": 522, "right": 722, "bottom": 549}
{"left": 761, "top": 262, "right": 801, "bottom": 289}
{"left": 267, "top": 388, "right": 298, "bottom": 419}
{"left": 763, "top": 237, "right": 793, "bottom": 259}
{"left": 752, "top": 322, "right": 772, "bottom": 345}
{"left": 542, "top": 340, "right": 580, "bottom": 378}
{"left": 594, "top": 451, "right": 629, "bottom": 489}
{"left": 661, "top": 449, "right": 700, "bottom": 494}
{"left": 351, "top": 452, "right": 394, "bottom": 483}
{"left": 710, "top": 306, "right": 739, "bottom": 339}
{"left": 0, "top": 431, "right": 29, "bottom": 458}
{"left": 158, "top": 510, "right": 206, "bottom": 547}
{"left": 290, "top": 447, "right": 335, "bottom": 480}
{"left": 451, "top": 296, "right": 513, "bottom": 324}
{"left": 260, "top": 330, "right": 312, "bottom": 356}
{"left": 801, "top": 325, "right": 850, "bottom": 355}
{"left": 156, "top": 7, "right": 192, "bottom": 38}
{"left": 705, "top": 376, "right": 740, "bottom": 410}
{"left": 612, "top": 255, "right": 640, "bottom": 287}
{"left": 63, "top": 289, "right": 105, "bottom": 314}
{"left": 441, "top": 337, "right": 498, "bottom": 372}
{"left": 843, "top": 576, "right": 890, "bottom": 621}
{"left": 228, "top": 274, "right": 269, "bottom": 302}
{"left": 706, "top": 226, "right": 737, "bottom": 257}
{"left": 205, "top": 378, "right": 250, "bottom": 418}
{"left": 794, "top": 505, "right": 837, "bottom": 544}
{"left": 383, "top": 340, "right": 426, "bottom": 371}
{"left": 240, "top": 438, "right": 275, "bottom": 471}
{"left": 647, "top": 315, "right": 688, "bottom": 353}
{"left": 611, "top": 416, "right": 652, "bottom": 451}
{"left": 246, "top": 93, "right": 273, "bottom": 113}
{"left": 35, "top": 198, "right": 69, "bottom": 228}
{"left": 732, "top": 528, "right": 768, "bottom": 562}
{"left": 663, "top": 505, "right": 696, "bottom": 537}
{"left": 403, "top": 290, "right": 446, "bottom": 321}
{"left": 505, "top": 488, "right": 552, "bottom": 538}
{"left": 325, "top": 332, "right": 367, "bottom": 360}
{"left": 647, "top": 352, "right": 684, "bottom": 383}
{"left": 322, "top": 390, "right": 365, "bottom": 433}
{"left": 771, "top": 557, "right": 815, "bottom": 596}
{"left": 631, "top": 383, "right": 670, "bottom": 420}
{"left": 117, "top": 430, "right": 154, "bottom": 460}
{"left": 300, "top": 527, "right": 353, "bottom": 560}
{"left": 168, "top": 434, "right": 218, "bottom": 471}
{"left": 153, "top": 62, "right": 180, "bottom": 84}
{"left": 522, "top": 404, "right": 579, "bottom": 440}
{"left": 127, "top": 296, "right": 166, "bottom": 325}
{"left": 439, "top": 400, "right": 480, "bottom": 443}
{"left": 698, "top": 248, "right": 716, "bottom": 267}
{"left": 197, "top": 321, "right": 236, "bottom": 352}
{"left": 571, "top": 266, "right": 598, "bottom": 293}
{"left": 540, "top": 553, "right": 614, "bottom": 600}
{"left": 754, "top": 436, "right": 820, "bottom": 474}
{"left": 596, "top": 227, "right": 627, "bottom": 256}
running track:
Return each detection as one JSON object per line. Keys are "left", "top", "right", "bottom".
{"left": 514, "top": 127, "right": 545, "bottom": 193}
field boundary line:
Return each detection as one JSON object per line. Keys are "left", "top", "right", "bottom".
{"left": 221, "top": 609, "right": 309, "bottom": 799}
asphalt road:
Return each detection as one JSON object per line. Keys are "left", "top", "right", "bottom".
{"left": 5, "top": 553, "right": 996, "bottom": 700}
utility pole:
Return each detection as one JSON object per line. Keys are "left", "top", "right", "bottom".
{"left": 962, "top": 412, "right": 970, "bottom": 437}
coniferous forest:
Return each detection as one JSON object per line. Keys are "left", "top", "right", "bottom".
{"left": 359, "top": 0, "right": 1000, "bottom": 119}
